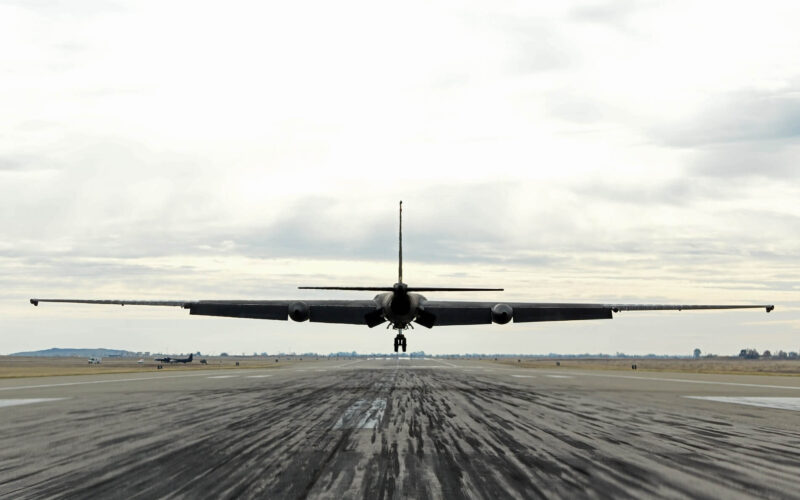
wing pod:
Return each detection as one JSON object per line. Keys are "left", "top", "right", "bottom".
{"left": 288, "top": 301, "right": 310, "bottom": 322}
{"left": 491, "top": 303, "right": 513, "bottom": 324}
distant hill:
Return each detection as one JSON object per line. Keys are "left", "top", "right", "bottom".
{"left": 10, "top": 348, "right": 137, "bottom": 357}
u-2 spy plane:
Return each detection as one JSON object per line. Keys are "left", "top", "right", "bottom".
{"left": 31, "top": 202, "right": 773, "bottom": 352}
{"left": 154, "top": 353, "right": 193, "bottom": 364}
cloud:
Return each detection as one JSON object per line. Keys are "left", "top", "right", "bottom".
{"left": 655, "top": 89, "right": 800, "bottom": 147}
{"left": 0, "top": 157, "right": 24, "bottom": 171}
{"left": 3, "top": 0, "right": 125, "bottom": 17}
{"left": 569, "top": 0, "right": 642, "bottom": 32}
{"left": 689, "top": 143, "right": 800, "bottom": 179}
{"left": 573, "top": 178, "right": 723, "bottom": 206}
{"left": 2, "top": 0, "right": 799, "bottom": 354}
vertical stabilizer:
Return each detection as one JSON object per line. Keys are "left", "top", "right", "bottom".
{"left": 398, "top": 200, "right": 403, "bottom": 284}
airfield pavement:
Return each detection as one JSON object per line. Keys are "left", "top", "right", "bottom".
{"left": 1, "top": 358, "right": 800, "bottom": 499}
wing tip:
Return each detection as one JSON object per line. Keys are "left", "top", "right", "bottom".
{"left": 30, "top": 299, "right": 38, "bottom": 306}
{"left": 767, "top": 305, "right": 775, "bottom": 313}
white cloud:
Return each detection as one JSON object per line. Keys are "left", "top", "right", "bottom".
{"left": 1, "top": 0, "right": 799, "bottom": 354}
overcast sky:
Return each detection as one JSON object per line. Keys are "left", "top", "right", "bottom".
{"left": 2, "top": 0, "right": 798, "bottom": 355}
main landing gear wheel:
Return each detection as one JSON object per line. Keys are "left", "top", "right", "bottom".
{"left": 393, "top": 333, "right": 407, "bottom": 353}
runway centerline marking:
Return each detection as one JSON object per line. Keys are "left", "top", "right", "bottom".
{"left": 0, "top": 398, "right": 66, "bottom": 408}
{"left": 208, "top": 375, "right": 238, "bottom": 379}
{"left": 511, "top": 375, "right": 535, "bottom": 378}
{"left": 0, "top": 372, "right": 256, "bottom": 392}
{"left": 546, "top": 375, "right": 573, "bottom": 379}
{"left": 685, "top": 396, "right": 800, "bottom": 411}
{"left": 246, "top": 375, "right": 273, "bottom": 378}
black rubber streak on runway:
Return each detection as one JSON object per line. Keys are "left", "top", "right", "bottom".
{"left": 2, "top": 367, "right": 800, "bottom": 499}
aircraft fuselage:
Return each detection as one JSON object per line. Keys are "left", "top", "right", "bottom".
{"left": 375, "top": 283, "right": 425, "bottom": 329}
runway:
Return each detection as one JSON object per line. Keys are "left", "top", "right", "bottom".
{"left": 2, "top": 359, "right": 800, "bottom": 499}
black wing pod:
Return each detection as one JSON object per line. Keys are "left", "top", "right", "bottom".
{"left": 289, "top": 301, "right": 310, "bottom": 322}
{"left": 491, "top": 303, "right": 513, "bottom": 324}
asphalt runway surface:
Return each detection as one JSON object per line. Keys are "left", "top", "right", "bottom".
{"left": 2, "top": 359, "right": 800, "bottom": 499}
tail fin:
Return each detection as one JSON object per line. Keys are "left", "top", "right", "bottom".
{"left": 188, "top": 353, "right": 193, "bottom": 361}
{"left": 398, "top": 200, "right": 403, "bottom": 284}
{"left": 297, "top": 201, "right": 503, "bottom": 292}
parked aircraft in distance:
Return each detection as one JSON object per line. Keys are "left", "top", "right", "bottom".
{"left": 154, "top": 353, "right": 193, "bottom": 364}
{"left": 31, "top": 202, "right": 773, "bottom": 352}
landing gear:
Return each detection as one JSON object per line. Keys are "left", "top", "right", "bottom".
{"left": 393, "top": 332, "right": 407, "bottom": 353}
{"left": 390, "top": 323, "right": 411, "bottom": 353}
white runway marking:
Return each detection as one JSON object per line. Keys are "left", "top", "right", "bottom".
{"left": 333, "top": 398, "right": 387, "bottom": 430}
{"left": 560, "top": 372, "right": 800, "bottom": 391}
{"left": 246, "top": 375, "right": 273, "bottom": 378}
{"left": 332, "top": 360, "right": 363, "bottom": 369}
{"left": 207, "top": 375, "right": 238, "bottom": 379}
{"left": 685, "top": 396, "right": 800, "bottom": 411}
{"left": 511, "top": 375, "right": 535, "bottom": 378}
{"left": 0, "top": 398, "right": 66, "bottom": 408}
{"left": 436, "top": 360, "right": 458, "bottom": 368}
{"left": 546, "top": 375, "right": 573, "bottom": 379}
{"left": 316, "top": 369, "right": 328, "bottom": 372}
{"left": 0, "top": 372, "right": 247, "bottom": 392}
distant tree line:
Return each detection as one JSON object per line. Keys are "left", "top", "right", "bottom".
{"left": 739, "top": 349, "right": 799, "bottom": 360}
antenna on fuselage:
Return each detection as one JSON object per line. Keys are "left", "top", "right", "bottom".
{"left": 398, "top": 200, "right": 403, "bottom": 284}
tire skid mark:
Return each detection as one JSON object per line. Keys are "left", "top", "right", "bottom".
{"left": 1, "top": 367, "right": 800, "bottom": 498}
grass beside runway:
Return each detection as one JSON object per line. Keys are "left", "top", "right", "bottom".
{"left": 6, "top": 355, "right": 799, "bottom": 379}
{"left": 492, "top": 357, "right": 800, "bottom": 376}
{"left": 0, "top": 355, "right": 311, "bottom": 378}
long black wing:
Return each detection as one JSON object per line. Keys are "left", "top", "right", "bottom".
{"left": 30, "top": 298, "right": 384, "bottom": 326}
{"left": 416, "top": 300, "right": 774, "bottom": 327}
{"left": 30, "top": 297, "right": 773, "bottom": 328}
